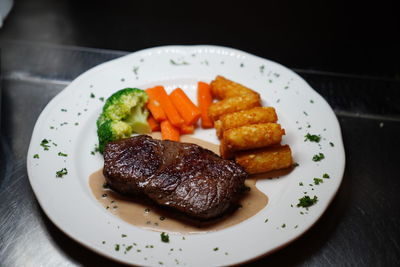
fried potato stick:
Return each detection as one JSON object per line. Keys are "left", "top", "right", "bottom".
{"left": 220, "top": 123, "right": 285, "bottom": 158}
{"left": 215, "top": 107, "right": 278, "bottom": 138}
{"left": 208, "top": 94, "right": 261, "bottom": 122}
{"left": 210, "top": 75, "right": 259, "bottom": 99}
{"left": 235, "top": 145, "right": 293, "bottom": 174}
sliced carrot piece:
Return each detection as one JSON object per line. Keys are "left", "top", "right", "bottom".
{"left": 147, "top": 114, "right": 160, "bottom": 131}
{"left": 169, "top": 88, "right": 201, "bottom": 126}
{"left": 160, "top": 120, "right": 180, "bottom": 141}
{"left": 180, "top": 124, "right": 195, "bottom": 134}
{"left": 146, "top": 87, "right": 167, "bottom": 122}
{"left": 146, "top": 86, "right": 184, "bottom": 128}
{"left": 197, "top": 81, "right": 214, "bottom": 128}
{"left": 146, "top": 100, "right": 166, "bottom": 122}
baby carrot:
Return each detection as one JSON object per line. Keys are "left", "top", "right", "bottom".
{"left": 146, "top": 86, "right": 184, "bottom": 128}
{"left": 169, "top": 88, "right": 201, "bottom": 126}
{"left": 147, "top": 114, "right": 160, "bottom": 132}
{"left": 197, "top": 81, "right": 213, "bottom": 128}
{"left": 180, "top": 124, "right": 195, "bottom": 134}
{"left": 160, "top": 120, "right": 180, "bottom": 141}
{"left": 146, "top": 87, "right": 167, "bottom": 122}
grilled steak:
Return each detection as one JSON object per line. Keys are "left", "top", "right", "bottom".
{"left": 103, "top": 135, "right": 247, "bottom": 219}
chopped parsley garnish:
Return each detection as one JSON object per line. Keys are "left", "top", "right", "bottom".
{"left": 99, "top": 97, "right": 105, "bottom": 102}
{"left": 264, "top": 218, "right": 269, "bottom": 223}
{"left": 61, "top": 108, "right": 67, "bottom": 112}
{"left": 90, "top": 93, "right": 95, "bottom": 98}
{"left": 90, "top": 144, "right": 100, "bottom": 155}
{"left": 297, "top": 195, "right": 318, "bottom": 208}
{"left": 40, "top": 139, "right": 51, "bottom": 150}
{"left": 213, "top": 247, "right": 219, "bottom": 251}
{"left": 160, "top": 232, "right": 169, "bottom": 243}
{"left": 115, "top": 244, "right": 120, "bottom": 251}
{"left": 133, "top": 66, "right": 139, "bottom": 75}
{"left": 260, "top": 65, "right": 265, "bottom": 73}
{"left": 58, "top": 152, "right": 68, "bottom": 157}
{"left": 310, "top": 100, "right": 314, "bottom": 103}
{"left": 281, "top": 224, "right": 286, "bottom": 228}
{"left": 323, "top": 173, "right": 330, "bottom": 178}
{"left": 121, "top": 234, "right": 127, "bottom": 238}
{"left": 33, "top": 154, "right": 39, "bottom": 159}
{"left": 313, "top": 178, "right": 323, "bottom": 185}
{"left": 56, "top": 168, "right": 68, "bottom": 178}
{"left": 304, "top": 133, "right": 321, "bottom": 142}
{"left": 293, "top": 162, "right": 300, "bottom": 167}
{"left": 303, "top": 111, "right": 308, "bottom": 116}
{"left": 125, "top": 245, "right": 133, "bottom": 252}
{"left": 299, "top": 182, "right": 303, "bottom": 186}
{"left": 329, "top": 142, "right": 335, "bottom": 147}
{"left": 312, "top": 153, "right": 325, "bottom": 162}
{"left": 170, "top": 59, "right": 189, "bottom": 66}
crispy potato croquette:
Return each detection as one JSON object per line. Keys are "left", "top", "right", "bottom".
{"left": 208, "top": 94, "right": 261, "bottom": 122}
{"left": 220, "top": 123, "right": 285, "bottom": 159}
{"left": 216, "top": 107, "right": 278, "bottom": 138}
{"left": 209, "top": 75, "right": 293, "bottom": 174}
{"left": 235, "top": 145, "right": 293, "bottom": 174}
{"left": 211, "top": 75, "right": 260, "bottom": 99}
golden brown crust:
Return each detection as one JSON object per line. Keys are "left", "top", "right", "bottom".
{"left": 222, "top": 123, "right": 285, "bottom": 154}
{"left": 216, "top": 107, "right": 278, "bottom": 139}
{"left": 235, "top": 145, "right": 293, "bottom": 174}
{"left": 210, "top": 75, "right": 260, "bottom": 100}
{"left": 208, "top": 94, "right": 261, "bottom": 122}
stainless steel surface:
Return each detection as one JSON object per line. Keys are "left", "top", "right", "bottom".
{"left": 1, "top": 41, "right": 400, "bottom": 266}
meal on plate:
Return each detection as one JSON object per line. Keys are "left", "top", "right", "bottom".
{"left": 95, "top": 75, "right": 293, "bottom": 219}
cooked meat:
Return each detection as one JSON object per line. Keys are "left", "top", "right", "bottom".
{"left": 103, "top": 135, "right": 247, "bottom": 219}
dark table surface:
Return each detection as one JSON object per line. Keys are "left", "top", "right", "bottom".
{"left": 1, "top": 1, "right": 400, "bottom": 266}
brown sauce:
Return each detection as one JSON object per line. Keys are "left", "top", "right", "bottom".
{"left": 89, "top": 134, "right": 268, "bottom": 234}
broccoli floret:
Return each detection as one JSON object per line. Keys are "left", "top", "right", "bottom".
{"left": 96, "top": 88, "right": 150, "bottom": 153}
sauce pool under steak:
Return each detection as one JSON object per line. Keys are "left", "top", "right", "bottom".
{"left": 89, "top": 134, "right": 268, "bottom": 234}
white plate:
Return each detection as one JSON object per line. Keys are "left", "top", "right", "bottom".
{"left": 27, "top": 45, "right": 345, "bottom": 266}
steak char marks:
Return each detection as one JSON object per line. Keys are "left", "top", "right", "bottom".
{"left": 103, "top": 135, "right": 247, "bottom": 219}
